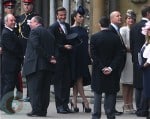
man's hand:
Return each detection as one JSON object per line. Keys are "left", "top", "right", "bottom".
{"left": 64, "top": 44, "right": 72, "bottom": 50}
{"left": 102, "top": 67, "right": 112, "bottom": 75}
{"left": 50, "top": 56, "right": 56, "bottom": 64}
{"left": 0, "top": 47, "right": 2, "bottom": 54}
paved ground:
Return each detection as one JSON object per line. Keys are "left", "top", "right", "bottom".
{"left": 0, "top": 88, "right": 146, "bottom": 119}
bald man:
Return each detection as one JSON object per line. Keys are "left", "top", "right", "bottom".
{"left": 109, "top": 11, "right": 126, "bottom": 115}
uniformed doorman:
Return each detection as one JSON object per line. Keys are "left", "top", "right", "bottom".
{"left": 18, "top": 0, "right": 37, "bottom": 55}
{"left": 18, "top": 0, "right": 38, "bottom": 102}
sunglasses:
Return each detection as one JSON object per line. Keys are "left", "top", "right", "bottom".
{"left": 5, "top": 5, "right": 15, "bottom": 9}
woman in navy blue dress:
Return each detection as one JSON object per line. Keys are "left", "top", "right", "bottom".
{"left": 141, "top": 21, "right": 150, "bottom": 119}
{"left": 70, "top": 6, "right": 91, "bottom": 113}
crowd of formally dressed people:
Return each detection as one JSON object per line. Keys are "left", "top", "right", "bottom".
{"left": 0, "top": 0, "right": 150, "bottom": 119}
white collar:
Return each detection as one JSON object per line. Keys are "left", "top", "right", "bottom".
{"left": 5, "top": 25, "right": 13, "bottom": 31}
{"left": 141, "top": 17, "right": 149, "bottom": 21}
{"left": 111, "top": 23, "right": 119, "bottom": 31}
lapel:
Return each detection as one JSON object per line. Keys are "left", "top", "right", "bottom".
{"left": 56, "top": 21, "right": 66, "bottom": 35}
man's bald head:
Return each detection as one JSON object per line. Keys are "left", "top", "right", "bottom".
{"left": 110, "top": 11, "right": 122, "bottom": 26}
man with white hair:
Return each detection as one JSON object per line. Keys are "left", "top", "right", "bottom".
{"left": 0, "top": 14, "right": 23, "bottom": 114}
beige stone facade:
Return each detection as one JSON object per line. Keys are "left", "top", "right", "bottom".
{"left": 2, "top": 0, "right": 150, "bottom": 34}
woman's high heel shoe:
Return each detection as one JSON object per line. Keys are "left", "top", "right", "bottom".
{"left": 123, "top": 104, "right": 130, "bottom": 113}
{"left": 82, "top": 102, "right": 91, "bottom": 113}
{"left": 123, "top": 104, "right": 135, "bottom": 114}
{"left": 70, "top": 102, "right": 79, "bottom": 112}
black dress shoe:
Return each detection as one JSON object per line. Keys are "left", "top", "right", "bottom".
{"left": 27, "top": 112, "right": 46, "bottom": 117}
{"left": 136, "top": 110, "right": 148, "bottom": 117}
{"left": 115, "top": 110, "right": 123, "bottom": 115}
{"left": 57, "top": 108, "right": 68, "bottom": 114}
{"left": 65, "top": 107, "right": 74, "bottom": 113}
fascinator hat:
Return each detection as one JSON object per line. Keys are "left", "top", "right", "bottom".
{"left": 141, "top": 21, "right": 150, "bottom": 36}
{"left": 77, "top": 5, "right": 85, "bottom": 15}
{"left": 126, "top": 9, "right": 136, "bottom": 20}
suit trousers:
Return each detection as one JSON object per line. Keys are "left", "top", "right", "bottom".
{"left": 0, "top": 72, "right": 18, "bottom": 111}
{"left": 26, "top": 70, "right": 51, "bottom": 114}
{"left": 135, "top": 88, "right": 149, "bottom": 112}
{"left": 92, "top": 92, "right": 116, "bottom": 119}
{"left": 54, "top": 58, "right": 71, "bottom": 109}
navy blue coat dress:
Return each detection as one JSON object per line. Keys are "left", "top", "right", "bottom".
{"left": 70, "top": 26, "right": 91, "bottom": 87}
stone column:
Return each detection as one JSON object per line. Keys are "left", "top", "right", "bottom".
{"left": 0, "top": 0, "right": 2, "bottom": 17}
{"left": 49, "top": 0, "right": 56, "bottom": 25}
{"left": 91, "top": 0, "right": 105, "bottom": 34}
{"left": 109, "top": 0, "right": 117, "bottom": 13}
{"left": 75, "top": 0, "right": 82, "bottom": 10}
{"left": 63, "top": 0, "right": 70, "bottom": 23}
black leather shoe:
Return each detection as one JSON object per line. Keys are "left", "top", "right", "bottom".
{"left": 136, "top": 110, "right": 148, "bottom": 117}
{"left": 57, "top": 108, "right": 68, "bottom": 114}
{"left": 65, "top": 107, "right": 74, "bottom": 113}
{"left": 27, "top": 112, "right": 46, "bottom": 117}
{"left": 115, "top": 110, "right": 123, "bottom": 115}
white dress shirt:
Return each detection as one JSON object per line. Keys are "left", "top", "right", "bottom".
{"left": 143, "top": 44, "right": 150, "bottom": 64}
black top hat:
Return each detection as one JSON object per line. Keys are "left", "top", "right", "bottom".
{"left": 77, "top": 5, "right": 85, "bottom": 15}
{"left": 66, "top": 33, "right": 82, "bottom": 47}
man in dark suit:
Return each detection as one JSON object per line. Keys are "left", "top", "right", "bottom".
{"left": 109, "top": 11, "right": 126, "bottom": 115}
{"left": 0, "top": 14, "right": 23, "bottom": 114}
{"left": 22, "top": 16, "right": 56, "bottom": 117}
{"left": 130, "top": 6, "right": 150, "bottom": 117}
{"left": 48, "top": 7, "right": 73, "bottom": 114}
{"left": 90, "top": 16, "right": 124, "bottom": 119}
{"left": 0, "top": 0, "right": 23, "bottom": 100}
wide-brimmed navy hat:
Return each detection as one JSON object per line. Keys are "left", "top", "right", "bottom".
{"left": 66, "top": 33, "right": 82, "bottom": 47}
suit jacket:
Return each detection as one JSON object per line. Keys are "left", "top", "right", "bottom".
{"left": 109, "top": 24, "right": 127, "bottom": 72}
{"left": 1, "top": 27, "right": 23, "bottom": 73}
{"left": 47, "top": 21, "right": 72, "bottom": 84}
{"left": 90, "top": 29, "right": 124, "bottom": 94}
{"left": 130, "top": 19, "right": 147, "bottom": 89}
{"left": 48, "top": 21, "right": 71, "bottom": 58}
{"left": 23, "top": 25, "right": 55, "bottom": 76}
